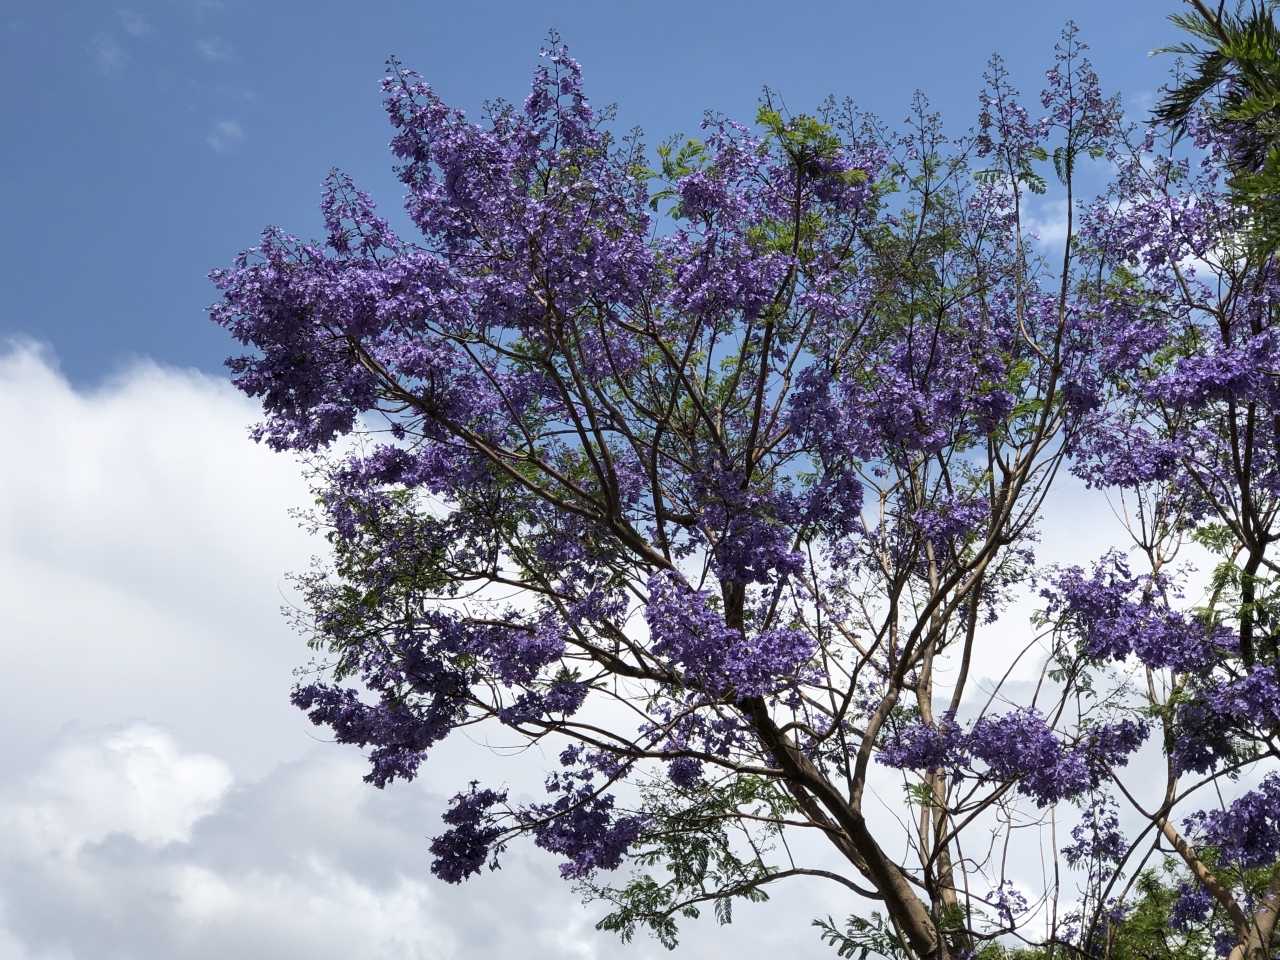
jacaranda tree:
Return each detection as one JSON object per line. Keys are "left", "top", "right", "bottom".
{"left": 211, "top": 18, "right": 1280, "bottom": 960}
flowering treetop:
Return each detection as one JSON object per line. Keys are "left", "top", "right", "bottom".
{"left": 211, "top": 21, "right": 1280, "bottom": 960}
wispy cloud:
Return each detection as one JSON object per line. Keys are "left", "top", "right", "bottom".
{"left": 87, "top": 33, "right": 127, "bottom": 73}
{"left": 1126, "top": 88, "right": 1157, "bottom": 112}
{"left": 206, "top": 118, "right": 245, "bottom": 152}
{"left": 213, "top": 85, "right": 256, "bottom": 102}
{"left": 116, "top": 9, "right": 152, "bottom": 38}
{"left": 196, "top": 37, "right": 234, "bottom": 62}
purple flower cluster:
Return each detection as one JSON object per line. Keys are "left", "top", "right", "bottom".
{"left": 665, "top": 756, "right": 704, "bottom": 789}
{"left": 989, "top": 881, "right": 1030, "bottom": 925}
{"left": 429, "top": 783, "right": 509, "bottom": 883}
{"left": 1041, "top": 554, "right": 1228, "bottom": 675}
{"left": 695, "top": 469, "right": 806, "bottom": 586}
{"left": 970, "top": 709, "right": 1093, "bottom": 805}
{"left": 292, "top": 683, "right": 452, "bottom": 788}
{"left": 497, "top": 680, "right": 588, "bottom": 726}
{"left": 877, "top": 710, "right": 965, "bottom": 773}
{"left": 1062, "top": 797, "right": 1125, "bottom": 871}
{"left": 1175, "top": 667, "right": 1280, "bottom": 774}
{"left": 1170, "top": 882, "right": 1215, "bottom": 932}
{"left": 789, "top": 319, "right": 1016, "bottom": 467}
{"left": 526, "top": 746, "right": 647, "bottom": 879}
{"left": 644, "top": 572, "right": 814, "bottom": 698}
{"left": 530, "top": 787, "right": 647, "bottom": 879}
{"left": 1187, "top": 774, "right": 1280, "bottom": 871}
{"left": 880, "top": 709, "right": 1147, "bottom": 805}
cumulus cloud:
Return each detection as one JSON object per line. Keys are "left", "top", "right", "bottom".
{"left": 1025, "top": 197, "right": 1070, "bottom": 251}
{"left": 0, "top": 343, "right": 313, "bottom": 776}
{"left": 0, "top": 721, "right": 842, "bottom": 960}
{"left": 5, "top": 724, "right": 231, "bottom": 856}
{"left": 0, "top": 343, "right": 856, "bottom": 959}
{"left": 0, "top": 726, "right": 437, "bottom": 960}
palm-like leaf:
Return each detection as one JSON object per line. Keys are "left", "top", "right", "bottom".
{"left": 1156, "top": 2, "right": 1280, "bottom": 250}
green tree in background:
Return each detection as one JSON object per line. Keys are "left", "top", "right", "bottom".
{"left": 1157, "top": 0, "right": 1280, "bottom": 247}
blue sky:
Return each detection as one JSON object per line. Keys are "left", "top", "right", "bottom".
{"left": 3, "top": 0, "right": 1182, "bottom": 385}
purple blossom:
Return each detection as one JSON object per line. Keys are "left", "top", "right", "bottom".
{"left": 210, "top": 25, "right": 1280, "bottom": 954}
{"left": 970, "top": 709, "right": 1091, "bottom": 805}
{"left": 1175, "top": 667, "right": 1280, "bottom": 774}
{"left": 880, "top": 710, "right": 1143, "bottom": 805}
{"left": 1077, "top": 718, "right": 1149, "bottom": 783}
{"left": 529, "top": 773, "right": 647, "bottom": 879}
{"left": 912, "top": 494, "right": 989, "bottom": 545}
{"left": 1062, "top": 796, "right": 1125, "bottom": 869}
{"left": 693, "top": 468, "right": 805, "bottom": 585}
{"left": 723, "top": 626, "right": 815, "bottom": 698}
{"left": 531, "top": 796, "right": 646, "bottom": 880}
{"left": 645, "top": 573, "right": 814, "bottom": 698}
{"left": 1187, "top": 774, "right": 1280, "bottom": 871}
{"left": 429, "top": 783, "right": 509, "bottom": 883}
{"left": 644, "top": 572, "right": 739, "bottom": 693}
{"left": 291, "top": 682, "right": 460, "bottom": 788}
{"left": 1041, "top": 555, "right": 1226, "bottom": 675}
{"left": 989, "top": 881, "right": 1029, "bottom": 925}
{"left": 1170, "top": 882, "right": 1215, "bottom": 932}
{"left": 879, "top": 711, "right": 964, "bottom": 773}
{"left": 666, "top": 757, "right": 704, "bottom": 789}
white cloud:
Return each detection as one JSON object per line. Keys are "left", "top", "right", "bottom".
{"left": 206, "top": 118, "right": 244, "bottom": 152}
{"left": 0, "top": 342, "right": 313, "bottom": 777}
{"left": 0, "top": 729, "right": 455, "bottom": 960}
{"left": 1025, "top": 196, "right": 1070, "bottom": 251}
{"left": 86, "top": 33, "right": 126, "bottom": 73}
{"left": 1126, "top": 88, "right": 1156, "bottom": 113}
{"left": 5, "top": 724, "right": 231, "bottom": 856}
{"left": 196, "top": 37, "right": 233, "bottom": 62}
{"left": 116, "top": 9, "right": 152, "bottom": 38}
{"left": 0, "top": 343, "right": 857, "bottom": 959}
